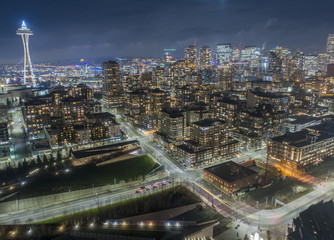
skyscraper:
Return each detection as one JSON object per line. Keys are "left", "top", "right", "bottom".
{"left": 318, "top": 52, "right": 331, "bottom": 72}
{"left": 326, "top": 34, "right": 334, "bottom": 61}
{"left": 216, "top": 43, "right": 232, "bottom": 64}
{"left": 303, "top": 55, "right": 318, "bottom": 75}
{"left": 163, "top": 48, "right": 176, "bottom": 64}
{"left": 231, "top": 48, "right": 241, "bottom": 62}
{"left": 184, "top": 45, "right": 197, "bottom": 64}
{"left": 102, "top": 60, "right": 123, "bottom": 107}
{"left": 240, "top": 45, "right": 261, "bottom": 69}
{"left": 199, "top": 46, "right": 211, "bottom": 68}
{"left": 218, "top": 64, "right": 234, "bottom": 92}
{"left": 16, "top": 21, "right": 35, "bottom": 86}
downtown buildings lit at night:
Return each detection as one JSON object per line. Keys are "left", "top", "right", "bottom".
{"left": 2, "top": 0, "right": 334, "bottom": 239}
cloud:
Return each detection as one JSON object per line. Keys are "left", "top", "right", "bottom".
{"left": 1, "top": 0, "right": 334, "bottom": 63}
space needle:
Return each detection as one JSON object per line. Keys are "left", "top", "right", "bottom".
{"left": 16, "top": 20, "right": 35, "bottom": 87}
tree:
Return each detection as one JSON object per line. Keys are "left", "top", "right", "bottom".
{"left": 22, "top": 158, "right": 28, "bottom": 172}
{"left": 17, "top": 161, "right": 23, "bottom": 175}
{"left": 29, "top": 159, "right": 37, "bottom": 170}
{"left": 5, "top": 163, "right": 15, "bottom": 180}
{"left": 50, "top": 154, "right": 55, "bottom": 163}
{"left": 43, "top": 154, "right": 48, "bottom": 164}
{"left": 37, "top": 155, "right": 43, "bottom": 167}
{"left": 56, "top": 151, "right": 62, "bottom": 162}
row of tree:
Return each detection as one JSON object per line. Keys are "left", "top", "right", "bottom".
{"left": 6, "top": 97, "right": 23, "bottom": 107}
{"left": 0, "top": 151, "right": 63, "bottom": 183}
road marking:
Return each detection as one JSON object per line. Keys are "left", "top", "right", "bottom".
{"left": 193, "top": 182, "right": 233, "bottom": 209}
{"left": 0, "top": 188, "right": 135, "bottom": 224}
{"left": 142, "top": 142, "right": 182, "bottom": 173}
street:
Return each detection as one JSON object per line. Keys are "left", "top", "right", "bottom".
{"left": 1, "top": 111, "right": 333, "bottom": 239}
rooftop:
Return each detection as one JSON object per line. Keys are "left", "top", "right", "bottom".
{"left": 61, "top": 97, "right": 84, "bottom": 103}
{"left": 150, "top": 88, "right": 166, "bottom": 94}
{"left": 288, "top": 115, "right": 320, "bottom": 125}
{"left": 193, "top": 118, "right": 225, "bottom": 127}
{"left": 25, "top": 99, "right": 49, "bottom": 106}
{"left": 251, "top": 90, "right": 286, "bottom": 99}
{"left": 71, "top": 140, "right": 139, "bottom": 159}
{"left": 271, "top": 130, "right": 334, "bottom": 148}
{"left": 217, "top": 97, "right": 241, "bottom": 105}
{"left": 86, "top": 112, "right": 116, "bottom": 121}
{"left": 287, "top": 200, "right": 334, "bottom": 240}
{"left": 176, "top": 143, "right": 211, "bottom": 154}
{"left": 308, "top": 119, "right": 334, "bottom": 134}
{"left": 204, "top": 161, "right": 258, "bottom": 183}
{"left": 161, "top": 108, "right": 184, "bottom": 118}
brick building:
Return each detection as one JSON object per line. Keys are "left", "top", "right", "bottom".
{"left": 203, "top": 161, "right": 259, "bottom": 194}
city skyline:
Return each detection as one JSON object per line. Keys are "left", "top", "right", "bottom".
{"left": 2, "top": 0, "right": 334, "bottom": 64}
{"left": 2, "top": 1, "right": 334, "bottom": 239}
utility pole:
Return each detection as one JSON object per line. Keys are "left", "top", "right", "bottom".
{"left": 263, "top": 137, "right": 269, "bottom": 185}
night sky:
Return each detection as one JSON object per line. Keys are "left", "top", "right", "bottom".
{"left": 2, "top": 0, "right": 334, "bottom": 64}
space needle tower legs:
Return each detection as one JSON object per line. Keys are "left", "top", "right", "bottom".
{"left": 16, "top": 20, "right": 35, "bottom": 87}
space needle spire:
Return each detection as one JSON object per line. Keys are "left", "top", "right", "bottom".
{"left": 16, "top": 20, "right": 35, "bottom": 87}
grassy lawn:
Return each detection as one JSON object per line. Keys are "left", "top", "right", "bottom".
{"left": 38, "top": 185, "right": 201, "bottom": 224}
{"left": 13, "top": 155, "right": 157, "bottom": 198}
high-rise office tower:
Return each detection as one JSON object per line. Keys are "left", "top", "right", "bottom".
{"left": 240, "top": 45, "right": 261, "bottom": 69}
{"left": 326, "top": 34, "right": 334, "bottom": 61}
{"left": 269, "top": 51, "right": 282, "bottom": 76}
{"left": 232, "top": 48, "right": 241, "bottom": 62}
{"left": 185, "top": 45, "right": 197, "bottom": 63}
{"left": 260, "top": 56, "right": 270, "bottom": 73}
{"left": 218, "top": 64, "right": 234, "bottom": 92}
{"left": 273, "top": 47, "right": 292, "bottom": 80}
{"left": 303, "top": 55, "right": 318, "bottom": 75}
{"left": 292, "top": 49, "right": 304, "bottom": 70}
{"left": 199, "top": 46, "right": 211, "bottom": 68}
{"left": 216, "top": 43, "right": 232, "bottom": 64}
{"left": 240, "top": 45, "right": 260, "bottom": 62}
{"left": 318, "top": 52, "right": 331, "bottom": 72}
{"left": 102, "top": 60, "right": 123, "bottom": 107}
{"left": 16, "top": 21, "right": 35, "bottom": 86}
{"left": 163, "top": 48, "right": 176, "bottom": 63}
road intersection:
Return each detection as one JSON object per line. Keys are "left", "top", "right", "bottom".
{"left": 1, "top": 114, "right": 333, "bottom": 239}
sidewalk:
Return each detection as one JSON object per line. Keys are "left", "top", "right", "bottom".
{"left": 246, "top": 179, "right": 334, "bottom": 225}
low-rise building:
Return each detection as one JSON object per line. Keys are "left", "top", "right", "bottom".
{"left": 71, "top": 140, "right": 140, "bottom": 165}
{"left": 230, "top": 130, "right": 262, "bottom": 151}
{"left": 45, "top": 112, "right": 122, "bottom": 147}
{"left": 268, "top": 121, "right": 334, "bottom": 172}
{"left": 156, "top": 108, "right": 185, "bottom": 145}
{"left": 238, "top": 104, "right": 287, "bottom": 138}
{"left": 176, "top": 118, "right": 239, "bottom": 166}
{"left": 247, "top": 90, "right": 289, "bottom": 111}
{"left": 203, "top": 161, "right": 259, "bottom": 194}
{"left": 287, "top": 115, "right": 321, "bottom": 133}
{"left": 287, "top": 200, "right": 334, "bottom": 240}
{"left": 0, "top": 122, "right": 9, "bottom": 145}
